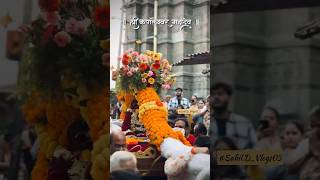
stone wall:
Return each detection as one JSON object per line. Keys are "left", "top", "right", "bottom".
{"left": 212, "top": 7, "right": 320, "bottom": 123}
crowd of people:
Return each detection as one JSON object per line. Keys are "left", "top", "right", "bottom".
{"left": 2, "top": 82, "right": 318, "bottom": 179}
{"left": 210, "top": 82, "right": 320, "bottom": 180}
{"left": 110, "top": 87, "right": 211, "bottom": 179}
{"left": 111, "top": 82, "right": 320, "bottom": 180}
{"left": 0, "top": 125, "right": 37, "bottom": 180}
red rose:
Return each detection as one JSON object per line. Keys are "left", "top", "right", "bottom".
{"left": 122, "top": 59, "right": 129, "bottom": 66}
{"left": 123, "top": 54, "right": 131, "bottom": 61}
{"left": 139, "top": 63, "right": 148, "bottom": 71}
{"left": 38, "top": 0, "right": 60, "bottom": 12}
{"left": 152, "top": 63, "right": 160, "bottom": 70}
{"left": 93, "top": 7, "right": 110, "bottom": 29}
{"left": 155, "top": 60, "right": 160, "bottom": 64}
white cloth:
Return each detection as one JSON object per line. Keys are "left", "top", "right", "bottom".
{"left": 160, "top": 137, "right": 192, "bottom": 159}
{"left": 160, "top": 138, "right": 210, "bottom": 180}
{"left": 187, "top": 153, "right": 210, "bottom": 180}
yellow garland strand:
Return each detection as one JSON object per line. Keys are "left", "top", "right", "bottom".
{"left": 136, "top": 88, "right": 191, "bottom": 149}
{"left": 78, "top": 87, "right": 109, "bottom": 180}
{"left": 118, "top": 92, "right": 134, "bottom": 120}
{"left": 90, "top": 134, "right": 109, "bottom": 180}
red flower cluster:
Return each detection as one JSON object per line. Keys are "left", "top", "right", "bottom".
{"left": 122, "top": 54, "right": 130, "bottom": 65}
{"left": 38, "top": 0, "right": 60, "bottom": 12}
{"left": 93, "top": 7, "right": 110, "bottom": 29}
{"left": 152, "top": 63, "right": 160, "bottom": 70}
{"left": 139, "top": 63, "right": 148, "bottom": 71}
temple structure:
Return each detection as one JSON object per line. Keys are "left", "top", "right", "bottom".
{"left": 123, "top": 0, "right": 210, "bottom": 98}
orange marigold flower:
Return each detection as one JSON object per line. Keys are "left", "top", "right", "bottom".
{"left": 156, "top": 101, "right": 163, "bottom": 107}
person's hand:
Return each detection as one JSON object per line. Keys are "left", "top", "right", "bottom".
{"left": 192, "top": 147, "right": 209, "bottom": 154}
{"left": 257, "top": 127, "right": 273, "bottom": 140}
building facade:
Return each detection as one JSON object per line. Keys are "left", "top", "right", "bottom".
{"left": 123, "top": 0, "right": 210, "bottom": 99}
{"left": 212, "top": 7, "right": 320, "bottom": 122}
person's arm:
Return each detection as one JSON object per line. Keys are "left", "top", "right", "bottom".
{"left": 249, "top": 122, "right": 257, "bottom": 148}
{"left": 168, "top": 99, "right": 176, "bottom": 110}
{"left": 0, "top": 146, "right": 11, "bottom": 169}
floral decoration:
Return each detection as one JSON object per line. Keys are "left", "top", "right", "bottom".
{"left": 114, "top": 49, "right": 175, "bottom": 93}
{"left": 19, "top": 0, "right": 109, "bottom": 95}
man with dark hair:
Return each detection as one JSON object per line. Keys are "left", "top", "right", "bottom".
{"left": 168, "top": 87, "right": 190, "bottom": 110}
{"left": 211, "top": 82, "right": 257, "bottom": 149}
{"left": 194, "top": 123, "right": 208, "bottom": 137}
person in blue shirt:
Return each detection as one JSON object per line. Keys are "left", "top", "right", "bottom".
{"left": 168, "top": 87, "right": 190, "bottom": 110}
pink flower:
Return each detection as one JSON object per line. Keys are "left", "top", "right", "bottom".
{"left": 74, "top": 19, "right": 90, "bottom": 35}
{"left": 142, "top": 78, "right": 147, "bottom": 83}
{"left": 139, "top": 55, "right": 148, "bottom": 63}
{"left": 65, "top": 18, "right": 77, "bottom": 33}
{"left": 148, "top": 71, "right": 154, "bottom": 76}
{"left": 53, "top": 31, "right": 71, "bottom": 47}
{"left": 162, "top": 84, "right": 171, "bottom": 90}
{"left": 132, "top": 51, "right": 139, "bottom": 57}
{"left": 44, "top": 11, "right": 60, "bottom": 25}
{"left": 127, "top": 71, "right": 133, "bottom": 77}
{"left": 75, "top": 22, "right": 86, "bottom": 35}
{"left": 130, "top": 67, "right": 138, "bottom": 73}
{"left": 102, "top": 53, "right": 109, "bottom": 66}
{"left": 125, "top": 48, "right": 134, "bottom": 54}
{"left": 122, "top": 65, "right": 129, "bottom": 73}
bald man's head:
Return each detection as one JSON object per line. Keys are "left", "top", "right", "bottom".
{"left": 110, "top": 125, "right": 127, "bottom": 154}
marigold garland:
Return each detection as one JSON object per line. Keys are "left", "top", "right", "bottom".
{"left": 31, "top": 151, "right": 48, "bottom": 180}
{"left": 24, "top": 95, "right": 81, "bottom": 180}
{"left": 90, "top": 134, "right": 109, "bottom": 180}
{"left": 22, "top": 92, "right": 47, "bottom": 124}
{"left": 78, "top": 86, "right": 109, "bottom": 180}
{"left": 116, "top": 90, "right": 135, "bottom": 120}
{"left": 136, "top": 87, "right": 191, "bottom": 149}
{"left": 46, "top": 96, "right": 81, "bottom": 147}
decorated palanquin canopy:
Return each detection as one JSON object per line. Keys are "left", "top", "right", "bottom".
{"left": 113, "top": 49, "right": 190, "bottom": 150}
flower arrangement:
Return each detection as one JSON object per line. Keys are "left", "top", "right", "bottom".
{"left": 19, "top": 0, "right": 109, "bottom": 94}
{"left": 20, "top": 0, "right": 110, "bottom": 179}
{"left": 114, "top": 49, "right": 175, "bottom": 93}
{"left": 115, "top": 49, "right": 188, "bottom": 149}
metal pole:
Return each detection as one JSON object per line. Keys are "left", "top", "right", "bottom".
{"left": 117, "top": 0, "right": 125, "bottom": 69}
{"left": 153, "top": 0, "right": 158, "bottom": 52}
